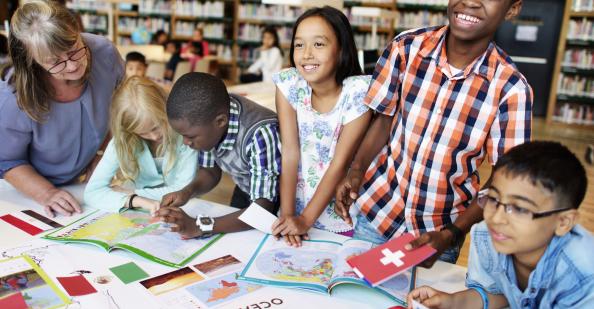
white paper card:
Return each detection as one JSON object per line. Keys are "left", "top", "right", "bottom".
{"left": 238, "top": 202, "right": 277, "bottom": 234}
{"left": 412, "top": 300, "right": 430, "bottom": 309}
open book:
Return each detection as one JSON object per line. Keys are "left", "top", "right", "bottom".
{"left": 0, "top": 255, "right": 70, "bottom": 308}
{"left": 238, "top": 234, "right": 415, "bottom": 306}
{"left": 43, "top": 209, "right": 222, "bottom": 267}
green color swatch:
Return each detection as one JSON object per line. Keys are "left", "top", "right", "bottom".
{"left": 109, "top": 262, "right": 149, "bottom": 284}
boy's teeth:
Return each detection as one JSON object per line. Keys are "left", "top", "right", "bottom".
{"left": 457, "top": 13, "right": 480, "bottom": 24}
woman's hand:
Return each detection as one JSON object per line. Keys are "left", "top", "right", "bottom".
{"left": 42, "top": 188, "right": 82, "bottom": 218}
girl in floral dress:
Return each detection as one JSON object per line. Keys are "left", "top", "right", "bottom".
{"left": 271, "top": 6, "right": 372, "bottom": 246}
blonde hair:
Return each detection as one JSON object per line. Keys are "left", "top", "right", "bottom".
{"left": 110, "top": 76, "right": 178, "bottom": 182}
{"left": 8, "top": 0, "right": 91, "bottom": 122}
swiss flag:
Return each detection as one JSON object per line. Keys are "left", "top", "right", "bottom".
{"left": 347, "top": 233, "right": 436, "bottom": 287}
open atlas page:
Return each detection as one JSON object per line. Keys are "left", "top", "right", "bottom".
{"left": 238, "top": 234, "right": 415, "bottom": 306}
{"left": 43, "top": 209, "right": 223, "bottom": 267}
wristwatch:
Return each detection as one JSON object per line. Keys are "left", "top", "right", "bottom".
{"left": 195, "top": 215, "right": 214, "bottom": 238}
{"left": 442, "top": 223, "right": 464, "bottom": 246}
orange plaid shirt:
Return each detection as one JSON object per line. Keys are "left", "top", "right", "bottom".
{"left": 357, "top": 26, "right": 533, "bottom": 238}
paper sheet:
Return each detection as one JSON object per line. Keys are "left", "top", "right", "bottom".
{"left": 238, "top": 202, "right": 278, "bottom": 234}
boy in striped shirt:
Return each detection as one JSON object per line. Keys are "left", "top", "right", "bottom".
{"left": 156, "top": 72, "right": 281, "bottom": 238}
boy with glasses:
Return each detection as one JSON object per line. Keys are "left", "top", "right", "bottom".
{"left": 407, "top": 141, "right": 594, "bottom": 309}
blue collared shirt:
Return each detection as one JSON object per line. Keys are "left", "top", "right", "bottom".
{"left": 0, "top": 33, "right": 124, "bottom": 184}
{"left": 466, "top": 221, "right": 594, "bottom": 308}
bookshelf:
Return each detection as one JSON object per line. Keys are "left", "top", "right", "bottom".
{"left": 67, "top": 0, "right": 449, "bottom": 82}
{"left": 547, "top": 0, "right": 594, "bottom": 127}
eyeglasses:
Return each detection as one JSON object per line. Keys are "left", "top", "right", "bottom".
{"left": 47, "top": 46, "right": 88, "bottom": 74}
{"left": 477, "top": 190, "right": 571, "bottom": 221}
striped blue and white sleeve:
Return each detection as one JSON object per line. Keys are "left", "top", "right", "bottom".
{"left": 245, "top": 123, "right": 281, "bottom": 202}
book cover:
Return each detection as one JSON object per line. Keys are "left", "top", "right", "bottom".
{"left": 346, "top": 233, "right": 436, "bottom": 287}
{"left": 43, "top": 209, "right": 223, "bottom": 268}
{"left": 0, "top": 255, "right": 70, "bottom": 309}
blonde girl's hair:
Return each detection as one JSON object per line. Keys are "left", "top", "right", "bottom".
{"left": 7, "top": 0, "right": 91, "bottom": 122}
{"left": 110, "top": 76, "right": 178, "bottom": 182}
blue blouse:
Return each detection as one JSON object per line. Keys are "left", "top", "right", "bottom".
{"left": 84, "top": 137, "right": 198, "bottom": 212}
{"left": 0, "top": 33, "right": 124, "bottom": 184}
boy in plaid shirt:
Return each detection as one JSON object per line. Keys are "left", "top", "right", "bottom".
{"left": 335, "top": 0, "right": 532, "bottom": 265}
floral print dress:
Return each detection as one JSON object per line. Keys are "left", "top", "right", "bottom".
{"left": 274, "top": 68, "right": 371, "bottom": 232}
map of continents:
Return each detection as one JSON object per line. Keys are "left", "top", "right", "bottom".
{"left": 255, "top": 248, "right": 338, "bottom": 284}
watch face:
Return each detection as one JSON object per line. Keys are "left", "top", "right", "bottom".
{"left": 199, "top": 217, "right": 213, "bottom": 225}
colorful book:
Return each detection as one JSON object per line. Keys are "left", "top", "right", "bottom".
{"left": 43, "top": 209, "right": 223, "bottom": 268}
{"left": 347, "top": 233, "right": 436, "bottom": 287}
{"left": 238, "top": 234, "right": 416, "bottom": 306}
{"left": 0, "top": 255, "right": 70, "bottom": 309}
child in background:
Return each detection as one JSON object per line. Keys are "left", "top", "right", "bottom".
{"left": 270, "top": 6, "right": 372, "bottom": 246}
{"left": 154, "top": 72, "right": 281, "bottom": 239}
{"left": 241, "top": 26, "right": 284, "bottom": 83}
{"left": 84, "top": 76, "right": 198, "bottom": 213}
{"left": 164, "top": 27, "right": 209, "bottom": 79}
{"left": 151, "top": 29, "right": 169, "bottom": 48}
{"left": 182, "top": 27, "right": 210, "bottom": 71}
{"left": 408, "top": 141, "right": 594, "bottom": 308}
{"left": 125, "top": 51, "right": 147, "bottom": 77}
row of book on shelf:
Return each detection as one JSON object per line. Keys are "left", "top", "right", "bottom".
{"left": 557, "top": 73, "right": 594, "bottom": 98}
{"left": 175, "top": 1, "right": 226, "bottom": 18}
{"left": 66, "top": 0, "right": 452, "bottom": 13}
{"left": 563, "top": 48, "right": 594, "bottom": 69}
{"left": 567, "top": 18, "right": 594, "bottom": 41}
{"left": 553, "top": 102, "right": 594, "bottom": 125}
{"left": 573, "top": 0, "right": 594, "bottom": 11}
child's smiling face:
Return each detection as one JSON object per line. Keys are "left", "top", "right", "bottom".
{"left": 447, "top": 0, "right": 522, "bottom": 42}
{"left": 292, "top": 16, "right": 339, "bottom": 86}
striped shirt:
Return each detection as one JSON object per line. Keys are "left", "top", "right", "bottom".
{"left": 356, "top": 26, "right": 532, "bottom": 238}
{"left": 198, "top": 99, "right": 281, "bottom": 202}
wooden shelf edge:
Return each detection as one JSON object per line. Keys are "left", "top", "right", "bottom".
{"left": 546, "top": 120, "right": 594, "bottom": 129}
{"left": 570, "top": 11, "right": 594, "bottom": 18}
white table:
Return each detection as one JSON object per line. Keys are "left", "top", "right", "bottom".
{"left": 228, "top": 81, "right": 277, "bottom": 112}
{"left": 0, "top": 181, "right": 467, "bottom": 308}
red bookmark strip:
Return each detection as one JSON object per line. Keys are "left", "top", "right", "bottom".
{"left": 57, "top": 275, "right": 97, "bottom": 296}
{"left": 0, "top": 214, "right": 44, "bottom": 236}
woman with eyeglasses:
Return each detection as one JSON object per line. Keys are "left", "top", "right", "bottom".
{"left": 0, "top": 0, "right": 124, "bottom": 217}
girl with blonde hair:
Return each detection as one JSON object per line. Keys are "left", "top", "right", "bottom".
{"left": 84, "top": 76, "right": 197, "bottom": 213}
{"left": 0, "top": 0, "right": 124, "bottom": 217}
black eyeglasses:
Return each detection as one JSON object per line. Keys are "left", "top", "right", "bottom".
{"left": 47, "top": 46, "right": 88, "bottom": 74}
{"left": 477, "top": 190, "right": 571, "bottom": 221}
